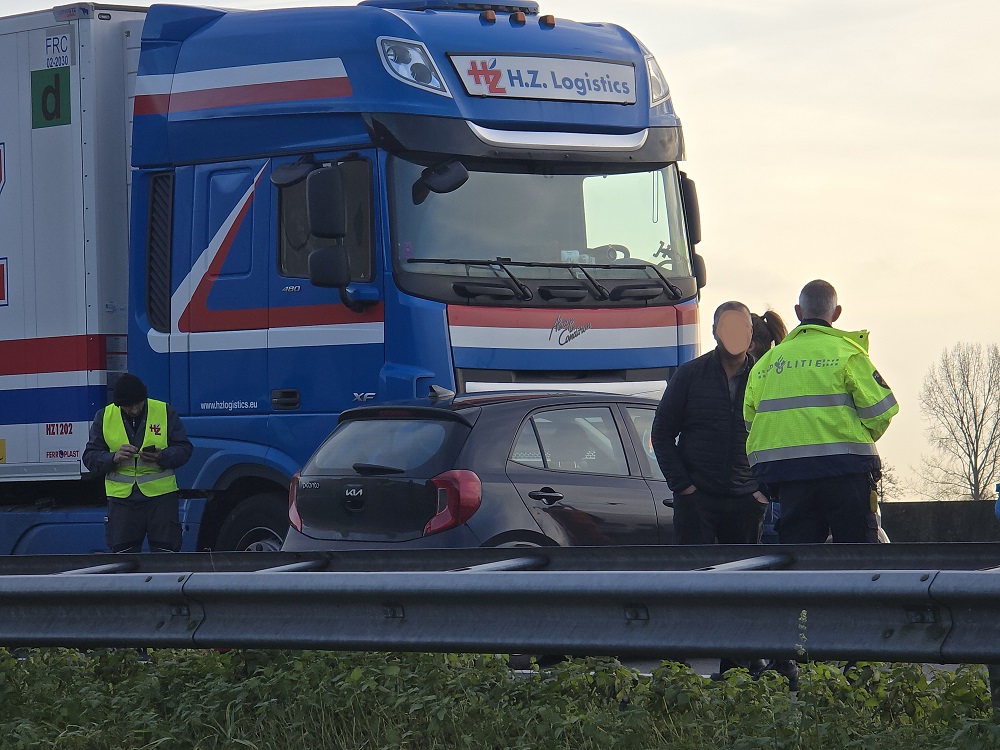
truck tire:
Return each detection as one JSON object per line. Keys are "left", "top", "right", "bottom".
{"left": 215, "top": 493, "right": 289, "bottom": 552}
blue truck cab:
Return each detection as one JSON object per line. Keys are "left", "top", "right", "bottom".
{"left": 0, "top": 1, "right": 704, "bottom": 552}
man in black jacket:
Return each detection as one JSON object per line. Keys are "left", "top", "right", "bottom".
{"left": 651, "top": 301, "right": 768, "bottom": 544}
{"left": 652, "top": 301, "right": 798, "bottom": 687}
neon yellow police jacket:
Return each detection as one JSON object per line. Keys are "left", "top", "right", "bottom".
{"left": 743, "top": 323, "right": 898, "bottom": 483}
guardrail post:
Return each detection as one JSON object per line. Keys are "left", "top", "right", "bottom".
{"left": 988, "top": 664, "right": 1000, "bottom": 721}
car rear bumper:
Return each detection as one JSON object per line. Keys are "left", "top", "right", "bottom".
{"left": 281, "top": 524, "right": 482, "bottom": 551}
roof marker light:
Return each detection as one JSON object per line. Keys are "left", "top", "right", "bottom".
{"left": 377, "top": 37, "right": 452, "bottom": 97}
{"left": 540, "top": 14, "right": 555, "bottom": 27}
{"left": 481, "top": 10, "right": 496, "bottom": 22}
{"left": 646, "top": 54, "right": 670, "bottom": 106}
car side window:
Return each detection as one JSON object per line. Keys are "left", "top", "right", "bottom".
{"left": 512, "top": 407, "right": 629, "bottom": 476}
{"left": 625, "top": 406, "right": 665, "bottom": 481}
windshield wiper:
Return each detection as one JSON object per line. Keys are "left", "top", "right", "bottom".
{"left": 410, "top": 257, "right": 609, "bottom": 300}
{"left": 352, "top": 462, "right": 405, "bottom": 475}
{"left": 568, "top": 264, "right": 610, "bottom": 301}
{"left": 408, "top": 257, "right": 684, "bottom": 302}
{"left": 646, "top": 265, "right": 684, "bottom": 301}
{"left": 408, "top": 257, "right": 532, "bottom": 301}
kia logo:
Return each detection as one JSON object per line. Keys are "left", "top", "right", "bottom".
{"left": 345, "top": 485, "right": 365, "bottom": 511}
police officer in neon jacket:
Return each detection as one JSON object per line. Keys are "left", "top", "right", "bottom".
{"left": 743, "top": 280, "right": 898, "bottom": 543}
{"left": 83, "top": 374, "right": 192, "bottom": 552}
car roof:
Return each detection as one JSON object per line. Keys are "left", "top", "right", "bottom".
{"left": 339, "top": 390, "right": 659, "bottom": 423}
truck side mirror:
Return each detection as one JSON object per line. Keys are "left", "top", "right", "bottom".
{"left": 692, "top": 251, "right": 707, "bottom": 289}
{"left": 306, "top": 166, "right": 346, "bottom": 239}
{"left": 309, "top": 247, "right": 365, "bottom": 313}
{"left": 308, "top": 247, "right": 351, "bottom": 289}
{"left": 412, "top": 159, "right": 469, "bottom": 205}
{"left": 679, "top": 171, "right": 701, "bottom": 246}
{"left": 270, "top": 159, "right": 316, "bottom": 188}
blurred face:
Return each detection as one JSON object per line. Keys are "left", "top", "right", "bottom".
{"left": 714, "top": 309, "right": 752, "bottom": 356}
{"left": 121, "top": 400, "right": 145, "bottom": 418}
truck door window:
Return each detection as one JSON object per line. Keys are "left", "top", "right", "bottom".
{"left": 278, "top": 159, "right": 374, "bottom": 282}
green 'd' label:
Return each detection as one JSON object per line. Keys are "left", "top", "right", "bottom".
{"left": 31, "top": 67, "right": 71, "bottom": 128}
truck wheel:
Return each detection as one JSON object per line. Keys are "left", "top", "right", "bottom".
{"left": 216, "top": 493, "right": 288, "bottom": 551}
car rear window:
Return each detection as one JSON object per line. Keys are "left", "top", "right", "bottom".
{"left": 307, "top": 418, "right": 470, "bottom": 476}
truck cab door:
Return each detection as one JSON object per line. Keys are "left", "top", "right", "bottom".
{"left": 179, "top": 161, "right": 272, "bottom": 444}
{"left": 266, "top": 152, "right": 385, "bottom": 467}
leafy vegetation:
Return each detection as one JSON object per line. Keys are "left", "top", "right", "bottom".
{"left": 0, "top": 648, "right": 996, "bottom": 749}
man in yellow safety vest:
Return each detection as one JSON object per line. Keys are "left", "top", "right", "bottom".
{"left": 83, "top": 374, "right": 192, "bottom": 552}
{"left": 743, "top": 280, "right": 898, "bottom": 543}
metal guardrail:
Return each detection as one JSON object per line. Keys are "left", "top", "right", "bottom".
{"left": 0, "top": 543, "right": 998, "bottom": 662}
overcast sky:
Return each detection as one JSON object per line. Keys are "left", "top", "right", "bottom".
{"left": 7, "top": 0, "right": 999, "bottom": 495}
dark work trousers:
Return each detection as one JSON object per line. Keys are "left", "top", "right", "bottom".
{"left": 776, "top": 473, "right": 876, "bottom": 544}
{"left": 673, "top": 489, "right": 789, "bottom": 683}
{"left": 672, "top": 489, "right": 765, "bottom": 545}
{"left": 105, "top": 489, "right": 183, "bottom": 553}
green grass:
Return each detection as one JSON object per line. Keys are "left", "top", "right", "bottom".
{"left": 0, "top": 649, "right": 996, "bottom": 749}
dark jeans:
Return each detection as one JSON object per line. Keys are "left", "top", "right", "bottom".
{"left": 776, "top": 473, "right": 876, "bottom": 544}
{"left": 673, "top": 489, "right": 765, "bottom": 545}
{"left": 105, "top": 491, "right": 182, "bottom": 552}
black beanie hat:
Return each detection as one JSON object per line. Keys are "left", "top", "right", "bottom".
{"left": 113, "top": 374, "right": 148, "bottom": 406}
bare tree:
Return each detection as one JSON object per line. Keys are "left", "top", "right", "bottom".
{"left": 915, "top": 343, "right": 1000, "bottom": 500}
{"left": 876, "top": 463, "right": 903, "bottom": 502}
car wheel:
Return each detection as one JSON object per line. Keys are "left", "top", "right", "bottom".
{"left": 216, "top": 492, "right": 288, "bottom": 551}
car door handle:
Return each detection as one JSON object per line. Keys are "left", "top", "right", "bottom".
{"left": 528, "top": 488, "right": 564, "bottom": 505}
{"left": 662, "top": 498, "right": 674, "bottom": 507}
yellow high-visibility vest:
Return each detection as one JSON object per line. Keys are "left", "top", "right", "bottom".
{"left": 103, "top": 399, "right": 178, "bottom": 498}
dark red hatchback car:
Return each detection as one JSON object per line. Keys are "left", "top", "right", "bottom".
{"left": 281, "top": 391, "right": 674, "bottom": 550}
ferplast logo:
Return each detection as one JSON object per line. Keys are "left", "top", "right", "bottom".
{"left": 45, "top": 449, "right": 80, "bottom": 459}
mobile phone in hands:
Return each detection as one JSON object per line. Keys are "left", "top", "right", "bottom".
{"left": 139, "top": 446, "right": 161, "bottom": 462}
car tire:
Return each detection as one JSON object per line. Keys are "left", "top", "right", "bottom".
{"left": 216, "top": 492, "right": 288, "bottom": 551}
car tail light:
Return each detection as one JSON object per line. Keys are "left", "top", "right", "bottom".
{"left": 288, "top": 472, "right": 303, "bottom": 532}
{"left": 423, "top": 470, "right": 482, "bottom": 536}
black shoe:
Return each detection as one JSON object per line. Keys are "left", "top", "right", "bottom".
{"left": 751, "top": 659, "right": 799, "bottom": 691}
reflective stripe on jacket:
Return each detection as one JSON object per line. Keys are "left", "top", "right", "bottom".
{"left": 103, "top": 399, "right": 178, "bottom": 498}
{"left": 743, "top": 324, "right": 898, "bottom": 482}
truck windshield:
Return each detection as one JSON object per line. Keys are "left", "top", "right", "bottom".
{"left": 389, "top": 158, "right": 692, "bottom": 286}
